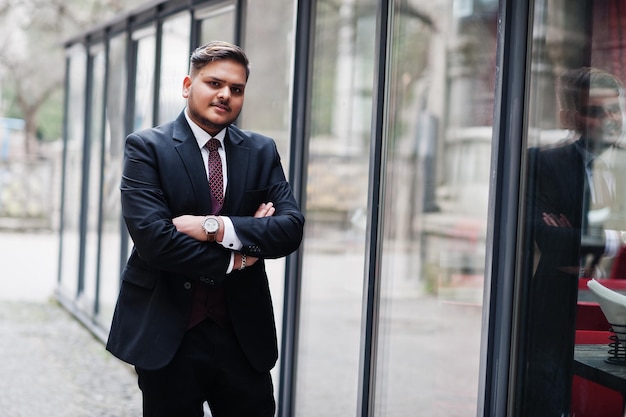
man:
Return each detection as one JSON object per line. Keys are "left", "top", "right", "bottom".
{"left": 523, "top": 67, "right": 626, "bottom": 416}
{"left": 106, "top": 41, "right": 305, "bottom": 417}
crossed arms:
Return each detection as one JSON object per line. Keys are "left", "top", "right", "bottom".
{"left": 172, "top": 202, "right": 276, "bottom": 270}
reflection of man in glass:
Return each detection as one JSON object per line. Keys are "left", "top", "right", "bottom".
{"left": 524, "top": 67, "right": 626, "bottom": 416}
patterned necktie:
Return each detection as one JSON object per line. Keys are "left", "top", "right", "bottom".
{"left": 207, "top": 138, "right": 224, "bottom": 208}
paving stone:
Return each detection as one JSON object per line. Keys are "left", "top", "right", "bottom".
{"left": 0, "top": 300, "right": 142, "bottom": 417}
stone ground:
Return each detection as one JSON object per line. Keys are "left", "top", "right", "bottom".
{"left": 0, "top": 231, "right": 142, "bottom": 416}
{"left": 0, "top": 231, "right": 483, "bottom": 417}
{"left": 0, "top": 300, "right": 142, "bottom": 416}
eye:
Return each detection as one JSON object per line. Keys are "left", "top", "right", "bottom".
{"left": 231, "top": 86, "right": 243, "bottom": 95}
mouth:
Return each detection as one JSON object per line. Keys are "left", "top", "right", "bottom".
{"left": 212, "top": 102, "right": 230, "bottom": 113}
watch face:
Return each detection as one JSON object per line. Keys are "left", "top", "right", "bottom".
{"left": 203, "top": 218, "right": 219, "bottom": 233}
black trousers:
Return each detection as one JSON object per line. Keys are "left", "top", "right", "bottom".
{"left": 135, "top": 319, "right": 275, "bottom": 417}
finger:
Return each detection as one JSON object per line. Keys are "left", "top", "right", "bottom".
{"left": 263, "top": 202, "right": 275, "bottom": 217}
{"left": 254, "top": 202, "right": 275, "bottom": 218}
{"left": 542, "top": 213, "right": 557, "bottom": 227}
{"left": 254, "top": 203, "right": 267, "bottom": 218}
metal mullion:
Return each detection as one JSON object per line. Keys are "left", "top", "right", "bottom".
{"left": 152, "top": 21, "right": 163, "bottom": 125}
{"left": 357, "top": 0, "right": 392, "bottom": 416}
{"left": 477, "top": 0, "right": 533, "bottom": 415}
{"left": 58, "top": 52, "right": 71, "bottom": 287}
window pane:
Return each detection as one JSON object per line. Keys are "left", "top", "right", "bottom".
{"left": 158, "top": 12, "right": 191, "bottom": 124}
{"left": 80, "top": 46, "right": 106, "bottom": 315}
{"left": 240, "top": 1, "right": 294, "bottom": 160}
{"left": 240, "top": 0, "right": 296, "bottom": 400}
{"left": 373, "top": 0, "right": 497, "bottom": 415}
{"left": 197, "top": 3, "right": 235, "bottom": 45}
{"left": 295, "top": 1, "right": 376, "bottom": 415}
{"left": 521, "top": 1, "right": 626, "bottom": 415}
{"left": 97, "top": 34, "right": 127, "bottom": 329}
{"left": 133, "top": 30, "right": 156, "bottom": 131}
{"left": 59, "top": 45, "right": 87, "bottom": 300}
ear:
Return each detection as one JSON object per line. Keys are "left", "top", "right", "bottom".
{"left": 182, "top": 75, "right": 192, "bottom": 99}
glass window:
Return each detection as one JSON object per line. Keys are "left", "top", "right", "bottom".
{"left": 133, "top": 28, "right": 157, "bottom": 131}
{"left": 79, "top": 45, "right": 106, "bottom": 314}
{"left": 520, "top": 1, "right": 626, "bottom": 416}
{"left": 59, "top": 44, "right": 87, "bottom": 300}
{"left": 196, "top": 3, "right": 235, "bottom": 45}
{"left": 371, "top": 0, "right": 497, "bottom": 415}
{"left": 295, "top": 1, "right": 376, "bottom": 415}
{"left": 97, "top": 34, "right": 127, "bottom": 329}
{"left": 240, "top": 1, "right": 293, "bottom": 160}
{"left": 158, "top": 12, "right": 191, "bottom": 124}
{"left": 240, "top": 0, "right": 296, "bottom": 399}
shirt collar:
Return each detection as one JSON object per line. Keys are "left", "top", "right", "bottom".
{"left": 575, "top": 138, "right": 619, "bottom": 171}
{"left": 184, "top": 108, "right": 227, "bottom": 149}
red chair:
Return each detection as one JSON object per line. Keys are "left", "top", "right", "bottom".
{"left": 571, "top": 301, "right": 624, "bottom": 416}
{"left": 576, "top": 301, "right": 611, "bottom": 331}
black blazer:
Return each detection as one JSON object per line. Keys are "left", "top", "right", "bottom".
{"left": 522, "top": 140, "right": 589, "bottom": 416}
{"left": 530, "top": 140, "right": 586, "bottom": 270}
{"left": 106, "top": 112, "right": 304, "bottom": 372}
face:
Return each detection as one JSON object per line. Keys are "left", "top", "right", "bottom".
{"left": 182, "top": 59, "right": 247, "bottom": 136}
{"left": 576, "top": 87, "right": 624, "bottom": 150}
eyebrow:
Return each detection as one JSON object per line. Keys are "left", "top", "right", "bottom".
{"left": 205, "top": 75, "right": 246, "bottom": 89}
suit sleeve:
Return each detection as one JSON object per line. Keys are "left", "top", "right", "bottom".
{"left": 228, "top": 141, "right": 305, "bottom": 259}
{"left": 121, "top": 132, "right": 231, "bottom": 278}
{"left": 528, "top": 146, "right": 597, "bottom": 271}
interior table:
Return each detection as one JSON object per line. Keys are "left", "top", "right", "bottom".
{"left": 574, "top": 344, "right": 626, "bottom": 394}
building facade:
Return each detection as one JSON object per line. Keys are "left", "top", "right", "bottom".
{"left": 58, "top": 0, "right": 626, "bottom": 415}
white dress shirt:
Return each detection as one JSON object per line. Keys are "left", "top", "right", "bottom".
{"left": 184, "top": 108, "right": 243, "bottom": 273}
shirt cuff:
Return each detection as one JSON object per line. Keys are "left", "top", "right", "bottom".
{"left": 219, "top": 216, "right": 243, "bottom": 251}
{"left": 226, "top": 253, "right": 234, "bottom": 274}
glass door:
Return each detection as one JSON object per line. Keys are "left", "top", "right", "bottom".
{"left": 372, "top": 0, "right": 497, "bottom": 415}
{"left": 519, "top": 0, "right": 626, "bottom": 416}
{"left": 294, "top": 0, "right": 377, "bottom": 415}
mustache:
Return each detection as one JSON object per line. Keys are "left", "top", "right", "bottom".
{"left": 212, "top": 100, "right": 231, "bottom": 112}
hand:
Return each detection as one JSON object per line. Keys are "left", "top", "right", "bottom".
{"left": 254, "top": 202, "right": 275, "bottom": 218}
{"left": 542, "top": 212, "right": 572, "bottom": 228}
{"left": 234, "top": 203, "right": 274, "bottom": 268}
{"left": 172, "top": 214, "right": 210, "bottom": 241}
{"left": 172, "top": 203, "right": 274, "bottom": 247}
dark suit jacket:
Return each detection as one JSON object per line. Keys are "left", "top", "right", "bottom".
{"left": 523, "top": 139, "right": 590, "bottom": 416}
{"left": 531, "top": 140, "right": 586, "bottom": 269}
{"left": 106, "top": 111, "right": 305, "bottom": 373}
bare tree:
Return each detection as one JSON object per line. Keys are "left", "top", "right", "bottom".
{"left": 0, "top": 0, "right": 139, "bottom": 156}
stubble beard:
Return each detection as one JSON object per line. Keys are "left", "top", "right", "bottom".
{"left": 189, "top": 105, "right": 237, "bottom": 135}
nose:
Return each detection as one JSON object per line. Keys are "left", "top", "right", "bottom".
{"left": 217, "top": 86, "right": 230, "bottom": 100}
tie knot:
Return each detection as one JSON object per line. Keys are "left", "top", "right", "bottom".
{"left": 207, "top": 138, "right": 221, "bottom": 152}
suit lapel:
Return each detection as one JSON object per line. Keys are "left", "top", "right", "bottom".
{"left": 223, "top": 127, "right": 250, "bottom": 214}
{"left": 172, "top": 113, "right": 212, "bottom": 214}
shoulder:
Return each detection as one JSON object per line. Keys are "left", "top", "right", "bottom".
{"left": 533, "top": 140, "right": 580, "bottom": 163}
{"left": 227, "top": 125, "right": 276, "bottom": 150}
{"left": 130, "top": 120, "right": 178, "bottom": 139}
{"left": 126, "top": 117, "right": 189, "bottom": 148}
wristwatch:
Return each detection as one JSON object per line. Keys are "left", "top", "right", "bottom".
{"left": 202, "top": 216, "right": 220, "bottom": 241}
